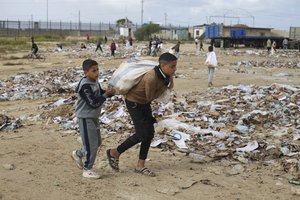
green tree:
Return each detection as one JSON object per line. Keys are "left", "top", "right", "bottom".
{"left": 134, "top": 23, "right": 160, "bottom": 41}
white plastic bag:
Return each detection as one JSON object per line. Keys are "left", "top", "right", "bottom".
{"left": 109, "top": 58, "right": 156, "bottom": 95}
{"left": 169, "top": 48, "right": 175, "bottom": 54}
{"left": 205, "top": 51, "right": 218, "bottom": 67}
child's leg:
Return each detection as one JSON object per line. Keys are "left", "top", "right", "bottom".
{"left": 208, "top": 67, "right": 215, "bottom": 84}
{"left": 208, "top": 67, "right": 212, "bottom": 83}
{"left": 78, "top": 118, "right": 101, "bottom": 170}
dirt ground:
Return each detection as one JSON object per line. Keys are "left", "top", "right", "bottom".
{"left": 1, "top": 42, "right": 300, "bottom": 200}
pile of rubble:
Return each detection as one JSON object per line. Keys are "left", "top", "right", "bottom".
{"left": 149, "top": 83, "right": 300, "bottom": 172}
{"left": 233, "top": 60, "right": 300, "bottom": 68}
{"left": 0, "top": 67, "right": 114, "bottom": 101}
{"left": 222, "top": 49, "right": 300, "bottom": 58}
{"left": 0, "top": 114, "right": 23, "bottom": 131}
{"left": 1, "top": 65, "right": 300, "bottom": 173}
{"left": 36, "top": 82, "right": 300, "bottom": 173}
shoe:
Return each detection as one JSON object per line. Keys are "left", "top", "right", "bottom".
{"left": 134, "top": 167, "right": 156, "bottom": 177}
{"left": 71, "top": 150, "right": 83, "bottom": 169}
{"left": 106, "top": 149, "right": 119, "bottom": 171}
{"left": 82, "top": 169, "right": 101, "bottom": 179}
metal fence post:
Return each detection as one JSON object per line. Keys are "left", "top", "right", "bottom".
{"left": 28, "top": 20, "right": 31, "bottom": 37}
{"left": 60, "top": 20, "right": 62, "bottom": 36}
{"left": 39, "top": 20, "right": 41, "bottom": 35}
{"left": 18, "top": 20, "right": 20, "bottom": 37}
{"left": 7, "top": 19, "right": 9, "bottom": 36}
{"left": 90, "top": 21, "right": 91, "bottom": 34}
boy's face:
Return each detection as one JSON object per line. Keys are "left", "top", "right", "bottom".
{"left": 161, "top": 60, "right": 177, "bottom": 76}
{"left": 84, "top": 65, "right": 99, "bottom": 81}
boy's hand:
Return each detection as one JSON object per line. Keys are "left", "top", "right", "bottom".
{"left": 105, "top": 88, "right": 116, "bottom": 97}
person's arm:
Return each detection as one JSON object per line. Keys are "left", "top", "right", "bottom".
{"left": 79, "top": 84, "right": 106, "bottom": 108}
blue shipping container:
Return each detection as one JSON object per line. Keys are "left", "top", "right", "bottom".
{"left": 205, "top": 25, "right": 221, "bottom": 38}
{"left": 231, "top": 29, "right": 246, "bottom": 38}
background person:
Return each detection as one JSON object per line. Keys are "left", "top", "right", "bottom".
{"left": 31, "top": 36, "right": 38, "bottom": 56}
{"left": 205, "top": 45, "right": 218, "bottom": 87}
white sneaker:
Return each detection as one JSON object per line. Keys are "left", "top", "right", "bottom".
{"left": 82, "top": 169, "right": 101, "bottom": 179}
{"left": 71, "top": 150, "right": 83, "bottom": 169}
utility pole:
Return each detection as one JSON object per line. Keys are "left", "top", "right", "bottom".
{"left": 78, "top": 10, "right": 81, "bottom": 36}
{"left": 31, "top": 14, "right": 33, "bottom": 36}
{"left": 141, "top": 0, "right": 144, "bottom": 26}
{"left": 46, "top": 0, "right": 48, "bottom": 31}
{"left": 164, "top": 13, "right": 167, "bottom": 39}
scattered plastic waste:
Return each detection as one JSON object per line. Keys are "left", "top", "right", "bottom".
{"left": 1, "top": 64, "right": 300, "bottom": 174}
{"left": 236, "top": 141, "right": 259, "bottom": 152}
{"left": 289, "top": 178, "right": 300, "bottom": 185}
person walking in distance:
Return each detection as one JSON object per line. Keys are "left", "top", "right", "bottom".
{"left": 199, "top": 40, "right": 205, "bottom": 51}
{"left": 110, "top": 40, "right": 116, "bottom": 56}
{"left": 205, "top": 45, "right": 218, "bottom": 87}
{"left": 95, "top": 38, "right": 103, "bottom": 52}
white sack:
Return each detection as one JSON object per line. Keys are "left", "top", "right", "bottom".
{"left": 109, "top": 58, "right": 156, "bottom": 95}
{"left": 205, "top": 51, "right": 218, "bottom": 67}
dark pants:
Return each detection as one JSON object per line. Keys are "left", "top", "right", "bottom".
{"left": 111, "top": 49, "right": 115, "bottom": 56}
{"left": 95, "top": 45, "right": 102, "bottom": 52}
{"left": 117, "top": 99, "right": 156, "bottom": 160}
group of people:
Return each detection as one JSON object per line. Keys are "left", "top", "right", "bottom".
{"left": 267, "top": 38, "right": 300, "bottom": 53}
{"left": 149, "top": 37, "right": 163, "bottom": 56}
{"left": 72, "top": 52, "right": 177, "bottom": 178}
{"left": 83, "top": 36, "right": 134, "bottom": 57}
{"left": 81, "top": 35, "right": 119, "bottom": 56}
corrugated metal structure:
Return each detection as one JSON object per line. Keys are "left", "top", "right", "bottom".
{"left": 205, "top": 25, "right": 222, "bottom": 38}
{"left": 171, "top": 28, "right": 189, "bottom": 40}
{"left": 289, "top": 27, "right": 300, "bottom": 40}
{"left": 193, "top": 25, "right": 206, "bottom": 39}
{"left": 230, "top": 29, "right": 246, "bottom": 38}
{"left": 206, "top": 24, "right": 272, "bottom": 38}
{"left": 205, "top": 23, "right": 285, "bottom": 48}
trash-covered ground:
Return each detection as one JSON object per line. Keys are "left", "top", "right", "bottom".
{"left": 234, "top": 60, "right": 300, "bottom": 68}
{"left": 1, "top": 42, "right": 300, "bottom": 199}
{"left": 1, "top": 65, "right": 299, "bottom": 175}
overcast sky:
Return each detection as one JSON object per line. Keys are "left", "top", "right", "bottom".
{"left": 1, "top": 0, "right": 299, "bottom": 30}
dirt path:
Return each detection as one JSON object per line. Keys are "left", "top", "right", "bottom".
{"left": 1, "top": 42, "right": 300, "bottom": 200}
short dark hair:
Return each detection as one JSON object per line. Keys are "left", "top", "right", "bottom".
{"left": 158, "top": 52, "right": 177, "bottom": 64}
{"left": 82, "top": 59, "right": 98, "bottom": 71}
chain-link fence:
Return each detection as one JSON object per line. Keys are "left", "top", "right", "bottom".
{"left": 0, "top": 20, "right": 138, "bottom": 37}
